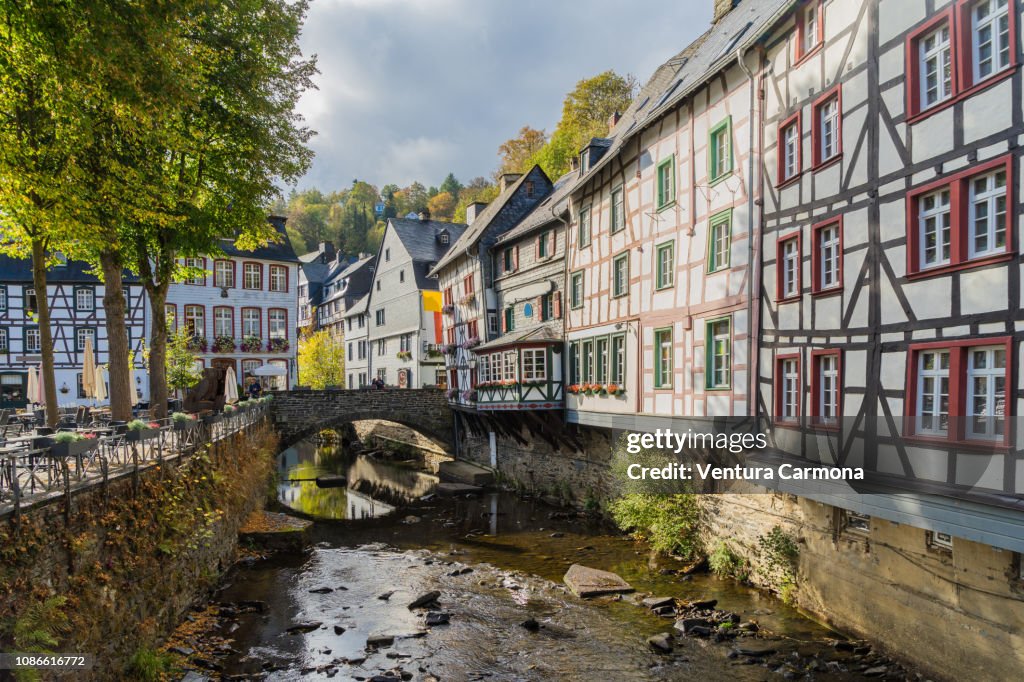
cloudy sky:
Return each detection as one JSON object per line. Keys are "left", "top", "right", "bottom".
{"left": 293, "top": 0, "right": 712, "bottom": 191}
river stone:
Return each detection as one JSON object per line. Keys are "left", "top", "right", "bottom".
{"left": 286, "top": 621, "right": 323, "bottom": 634}
{"left": 863, "top": 666, "right": 888, "bottom": 677}
{"left": 378, "top": 591, "right": 395, "bottom": 601}
{"left": 685, "top": 598, "right": 718, "bottom": 610}
{"left": 563, "top": 564, "right": 634, "bottom": 598}
{"left": 333, "top": 625, "right": 346, "bottom": 635}
{"left": 366, "top": 633, "right": 395, "bottom": 647}
{"left": 424, "top": 611, "right": 450, "bottom": 626}
{"left": 642, "top": 596, "right": 675, "bottom": 610}
{"left": 407, "top": 590, "right": 441, "bottom": 609}
{"left": 675, "top": 617, "right": 710, "bottom": 634}
{"left": 734, "top": 640, "right": 779, "bottom": 656}
{"left": 309, "top": 587, "right": 334, "bottom": 594}
{"left": 647, "top": 632, "right": 674, "bottom": 653}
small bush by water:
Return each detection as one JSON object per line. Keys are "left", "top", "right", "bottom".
{"left": 709, "top": 540, "right": 749, "bottom": 581}
{"left": 608, "top": 493, "right": 702, "bottom": 559}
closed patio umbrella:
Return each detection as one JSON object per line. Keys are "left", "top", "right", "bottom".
{"left": 82, "top": 336, "right": 96, "bottom": 400}
{"left": 224, "top": 366, "right": 239, "bottom": 404}
{"left": 26, "top": 367, "right": 37, "bottom": 405}
{"left": 93, "top": 365, "right": 107, "bottom": 402}
{"left": 34, "top": 365, "right": 46, "bottom": 406}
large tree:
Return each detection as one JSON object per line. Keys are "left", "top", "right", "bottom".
{"left": 496, "top": 126, "right": 547, "bottom": 177}
{"left": 297, "top": 331, "right": 345, "bottom": 389}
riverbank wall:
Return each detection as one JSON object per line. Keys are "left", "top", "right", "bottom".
{"left": 0, "top": 420, "right": 278, "bottom": 680}
{"left": 459, "top": 425, "right": 1024, "bottom": 682}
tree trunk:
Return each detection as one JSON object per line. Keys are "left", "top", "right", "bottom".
{"left": 147, "top": 283, "right": 170, "bottom": 418}
{"left": 30, "top": 239, "right": 59, "bottom": 428}
{"left": 99, "top": 251, "right": 132, "bottom": 421}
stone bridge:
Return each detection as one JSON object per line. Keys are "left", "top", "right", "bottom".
{"left": 270, "top": 388, "right": 453, "bottom": 449}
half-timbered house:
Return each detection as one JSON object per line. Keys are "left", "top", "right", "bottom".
{"left": 0, "top": 255, "right": 148, "bottom": 408}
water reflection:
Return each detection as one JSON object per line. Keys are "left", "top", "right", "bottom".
{"left": 276, "top": 439, "right": 438, "bottom": 519}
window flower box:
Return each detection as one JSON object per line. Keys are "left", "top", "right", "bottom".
{"left": 172, "top": 412, "right": 199, "bottom": 431}
{"left": 441, "top": 344, "right": 457, "bottom": 356}
{"left": 460, "top": 389, "right": 477, "bottom": 401}
{"left": 567, "top": 384, "right": 581, "bottom": 394}
{"left": 126, "top": 420, "right": 161, "bottom": 442}
{"left": 606, "top": 383, "right": 625, "bottom": 396}
{"left": 241, "top": 336, "right": 262, "bottom": 353}
{"left": 48, "top": 433, "right": 99, "bottom": 458}
{"left": 267, "top": 338, "right": 289, "bottom": 353}
{"left": 396, "top": 351, "right": 412, "bottom": 360}
{"left": 441, "top": 304, "right": 454, "bottom": 315}
{"left": 187, "top": 335, "right": 208, "bottom": 353}
{"left": 213, "top": 335, "right": 235, "bottom": 353}
{"left": 445, "top": 388, "right": 458, "bottom": 400}
{"left": 460, "top": 292, "right": 477, "bottom": 306}
{"left": 460, "top": 336, "right": 480, "bottom": 350}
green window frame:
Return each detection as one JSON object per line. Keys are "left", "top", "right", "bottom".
{"left": 504, "top": 306, "right": 515, "bottom": 332}
{"left": 595, "top": 336, "right": 609, "bottom": 383}
{"left": 578, "top": 207, "right": 591, "bottom": 247}
{"left": 709, "top": 117, "right": 733, "bottom": 183}
{"left": 538, "top": 231, "right": 550, "bottom": 258}
{"left": 582, "top": 339, "right": 594, "bottom": 382}
{"left": 706, "top": 316, "right": 732, "bottom": 390}
{"left": 610, "top": 186, "right": 625, "bottom": 233}
{"left": 656, "top": 241, "right": 675, "bottom": 289}
{"left": 610, "top": 333, "right": 626, "bottom": 384}
{"left": 612, "top": 253, "right": 629, "bottom": 298}
{"left": 654, "top": 327, "right": 673, "bottom": 389}
{"left": 656, "top": 156, "right": 676, "bottom": 210}
{"left": 503, "top": 248, "right": 514, "bottom": 272}
{"left": 569, "top": 341, "right": 581, "bottom": 384}
{"left": 570, "top": 271, "right": 584, "bottom": 309}
{"left": 540, "top": 292, "right": 552, "bottom": 321}
{"left": 707, "top": 209, "right": 732, "bottom": 273}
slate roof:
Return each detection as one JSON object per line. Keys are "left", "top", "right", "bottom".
{"left": 387, "top": 218, "right": 468, "bottom": 290}
{"left": 343, "top": 294, "right": 369, "bottom": 317}
{"left": 0, "top": 255, "right": 138, "bottom": 283}
{"left": 321, "top": 255, "right": 375, "bottom": 305}
{"left": 218, "top": 215, "right": 301, "bottom": 263}
{"left": 430, "top": 170, "right": 539, "bottom": 274}
{"left": 572, "top": 0, "right": 794, "bottom": 189}
{"left": 495, "top": 171, "right": 576, "bottom": 245}
{"left": 475, "top": 322, "right": 563, "bottom": 351}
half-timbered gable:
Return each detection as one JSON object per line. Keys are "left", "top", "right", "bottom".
{"left": 758, "top": 0, "right": 1024, "bottom": 550}
{"left": 0, "top": 256, "right": 148, "bottom": 408}
{"left": 430, "top": 166, "right": 553, "bottom": 408}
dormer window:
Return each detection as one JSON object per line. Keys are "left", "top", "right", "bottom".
{"left": 53, "top": 252, "right": 68, "bottom": 266}
{"left": 580, "top": 151, "right": 589, "bottom": 173}
{"left": 525, "top": 181, "right": 535, "bottom": 198}
{"left": 439, "top": 231, "right": 449, "bottom": 245}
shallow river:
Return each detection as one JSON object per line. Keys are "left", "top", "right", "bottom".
{"left": 206, "top": 440, "right": 899, "bottom": 680}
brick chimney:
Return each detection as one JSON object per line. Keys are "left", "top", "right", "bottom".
{"left": 608, "top": 110, "right": 621, "bottom": 134}
{"left": 713, "top": 0, "right": 736, "bottom": 23}
{"left": 499, "top": 173, "right": 522, "bottom": 193}
{"left": 465, "top": 202, "right": 488, "bottom": 225}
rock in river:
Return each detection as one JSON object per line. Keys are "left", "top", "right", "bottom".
{"left": 563, "top": 564, "right": 634, "bottom": 598}
{"left": 424, "top": 611, "right": 450, "bottom": 626}
{"left": 647, "top": 632, "right": 674, "bottom": 653}
{"left": 407, "top": 590, "right": 441, "bottom": 609}
{"left": 286, "top": 621, "right": 323, "bottom": 634}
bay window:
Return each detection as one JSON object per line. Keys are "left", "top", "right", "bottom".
{"left": 521, "top": 349, "right": 547, "bottom": 382}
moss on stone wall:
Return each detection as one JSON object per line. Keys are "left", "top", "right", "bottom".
{"left": 0, "top": 422, "right": 279, "bottom": 680}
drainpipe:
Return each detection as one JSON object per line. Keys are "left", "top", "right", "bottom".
{"left": 736, "top": 44, "right": 762, "bottom": 423}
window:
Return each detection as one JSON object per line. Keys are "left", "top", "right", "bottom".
{"left": 706, "top": 317, "right": 731, "bottom": 390}
{"left": 611, "top": 334, "right": 625, "bottom": 383}
{"left": 844, "top": 510, "right": 871, "bottom": 534}
{"left": 377, "top": 339, "right": 386, "bottom": 356}
{"left": 269, "top": 265, "right": 287, "bottom": 292}
{"left": 0, "top": 329, "right": 7, "bottom": 352}
{"left": 708, "top": 210, "right": 732, "bottom": 272}
{"left": 25, "top": 327, "right": 40, "bottom": 352}
{"left": 214, "top": 260, "right": 234, "bottom": 288}
{"left": 184, "top": 305, "right": 205, "bottom": 337}
{"left": 165, "top": 304, "right": 177, "bottom": 329}
{"left": 242, "top": 359, "right": 261, "bottom": 379}
{"left": 25, "top": 287, "right": 37, "bottom": 314}
{"left": 0, "top": 286, "right": 6, "bottom": 312}
{"left": 610, "top": 187, "right": 625, "bottom": 233}
{"left": 439, "top": 232, "right": 449, "bottom": 245}
{"left": 812, "top": 88, "right": 841, "bottom": 167}
{"left": 385, "top": 248, "right": 390, "bottom": 262}
{"left": 796, "top": 0, "right": 823, "bottom": 61}
{"left": 971, "top": 0, "right": 1011, "bottom": 82}
{"left": 967, "top": 345, "right": 1006, "bottom": 439}
{"left": 522, "top": 349, "right": 547, "bottom": 381}
{"left": 581, "top": 340, "right": 594, "bottom": 382}
{"left": 657, "top": 156, "right": 676, "bottom": 208}
{"left": 778, "top": 114, "right": 802, "bottom": 184}
{"left": 907, "top": 156, "right": 1013, "bottom": 275}
{"left": 376, "top": 280, "right": 381, "bottom": 292}
{"left": 503, "top": 351, "right": 517, "bottom": 381}
{"left": 777, "top": 233, "right": 801, "bottom": 300}
{"left": 463, "top": 274, "right": 474, "bottom": 295}
{"left": 488, "top": 312, "right": 498, "bottom": 336}
{"left": 183, "top": 258, "right": 205, "bottom": 285}
{"left": 357, "top": 340, "right": 367, "bottom": 359}
{"left": 570, "top": 271, "right": 584, "bottom": 309}
{"left": 214, "top": 307, "right": 233, "bottom": 338}
{"left": 569, "top": 341, "right": 580, "bottom": 384}
{"left": 776, "top": 356, "right": 800, "bottom": 422}
{"left": 651, "top": 241, "right": 674, "bottom": 290}
{"left": 612, "top": 253, "right": 629, "bottom": 297}
{"left": 709, "top": 119, "right": 732, "bottom": 182}
{"left": 243, "top": 263, "right": 262, "bottom": 290}
{"left": 928, "top": 530, "right": 954, "bottom": 550}
{"left": 268, "top": 309, "right": 287, "bottom": 339}
{"left": 75, "top": 327, "right": 95, "bottom": 352}
{"left": 813, "top": 219, "right": 842, "bottom": 293}
{"left": 502, "top": 246, "right": 518, "bottom": 273}
{"left": 375, "top": 309, "right": 385, "bottom": 326}
{"left": 917, "top": 349, "right": 951, "bottom": 436}
{"left": 73, "top": 287, "right": 93, "bottom": 312}
{"left": 503, "top": 306, "right": 514, "bottom": 333}
{"left": 595, "top": 337, "right": 609, "bottom": 383}
{"left": 578, "top": 207, "right": 591, "bottom": 246}
{"left": 537, "top": 231, "right": 550, "bottom": 259}
{"left": 540, "top": 293, "right": 554, "bottom": 321}
{"left": 812, "top": 351, "right": 842, "bottom": 425}
{"left": 241, "top": 308, "right": 260, "bottom": 338}
{"left": 921, "top": 24, "right": 953, "bottom": 108}
{"left": 654, "top": 328, "right": 672, "bottom": 389}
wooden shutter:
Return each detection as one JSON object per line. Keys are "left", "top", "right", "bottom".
{"left": 501, "top": 310, "right": 507, "bottom": 333}
{"left": 512, "top": 245, "right": 519, "bottom": 270}
{"left": 553, "top": 291, "right": 562, "bottom": 319}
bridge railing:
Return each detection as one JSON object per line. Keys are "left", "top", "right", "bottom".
{"left": 0, "top": 402, "right": 270, "bottom": 520}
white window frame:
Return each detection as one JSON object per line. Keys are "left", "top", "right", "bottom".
{"left": 818, "top": 354, "right": 840, "bottom": 424}
{"left": 710, "top": 216, "right": 731, "bottom": 271}
{"left": 966, "top": 345, "right": 1007, "bottom": 440}
{"left": 243, "top": 263, "right": 261, "bottom": 290}
{"left": 972, "top": 0, "right": 1011, "bottom": 82}
{"left": 521, "top": 349, "right": 547, "bottom": 382}
{"left": 214, "top": 260, "right": 234, "bottom": 288}
{"left": 657, "top": 242, "right": 674, "bottom": 289}
{"left": 0, "top": 328, "right": 7, "bottom": 351}
{"left": 479, "top": 354, "right": 491, "bottom": 383}
{"left": 780, "top": 358, "right": 799, "bottom": 420}
{"left": 610, "top": 187, "right": 625, "bottom": 233}
{"left": 782, "top": 238, "right": 799, "bottom": 298}
{"left": 25, "top": 328, "right": 40, "bottom": 353}
{"left": 967, "top": 169, "right": 1007, "bottom": 258}
{"left": 802, "top": 2, "right": 820, "bottom": 55}
{"left": 184, "top": 305, "right": 205, "bottom": 336}
{"left": 612, "top": 254, "right": 629, "bottom": 297}
{"left": 917, "top": 350, "right": 950, "bottom": 436}
{"left": 571, "top": 271, "right": 584, "bottom": 308}
{"left": 819, "top": 97, "right": 840, "bottom": 161}
{"left": 819, "top": 224, "right": 840, "bottom": 289}
{"left": 578, "top": 207, "right": 591, "bottom": 247}
{"left": 611, "top": 334, "right": 625, "bottom": 384}
{"left": 782, "top": 122, "right": 799, "bottom": 180}
{"left": 269, "top": 265, "right": 287, "bottom": 292}
{"left": 268, "top": 310, "right": 286, "bottom": 339}
{"left": 503, "top": 351, "right": 517, "bottom": 382}
{"left": 655, "top": 329, "right": 672, "bottom": 389}
{"left": 214, "top": 308, "right": 233, "bottom": 338}
{"left": 709, "top": 319, "right": 731, "bottom": 389}
{"left": 241, "top": 309, "right": 260, "bottom": 337}
{"left": 920, "top": 24, "right": 953, "bottom": 109}
{"left": 75, "top": 287, "right": 94, "bottom": 311}
{"left": 919, "top": 188, "right": 952, "bottom": 268}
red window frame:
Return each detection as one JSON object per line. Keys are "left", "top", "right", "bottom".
{"left": 269, "top": 264, "right": 288, "bottom": 292}
{"left": 776, "top": 230, "right": 803, "bottom": 302}
{"left": 811, "top": 216, "right": 843, "bottom": 295}
{"left": 463, "top": 274, "right": 475, "bottom": 295}
{"left": 468, "top": 320, "right": 479, "bottom": 339}
{"left": 810, "top": 84, "right": 842, "bottom": 169}
{"left": 904, "top": 336, "right": 1013, "bottom": 447}
{"left": 183, "top": 304, "right": 205, "bottom": 337}
{"left": 183, "top": 257, "right": 207, "bottom": 286}
{"left": 213, "top": 305, "right": 234, "bottom": 338}
{"left": 213, "top": 259, "right": 235, "bottom": 288}
{"left": 776, "top": 112, "right": 803, "bottom": 187}
{"left": 443, "top": 286, "right": 453, "bottom": 306}
{"left": 242, "top": 261, "right": 263, "bottom": 290}
{"left": 905, "top": 154, "right": 1014, "bottom": 278}
{"left": 267, "top": 307, "right": 288, "bottom": 340}
{"left": 774, "top": 353, "right": 802, "bottom": 424}
{"left": 794, "top": 0, "right": 825, "bottom": 64}
{"left": 240, "top": 307, "right": 262, "bottom": 338}
{"left": 164, "top": 303, "right": 178, "bottom": 329}
{"left": 905, "top": 3, "right": 1019, "bottom": 122}
{"left": 810, "top": 349, "right": 843, "bottom": 428}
